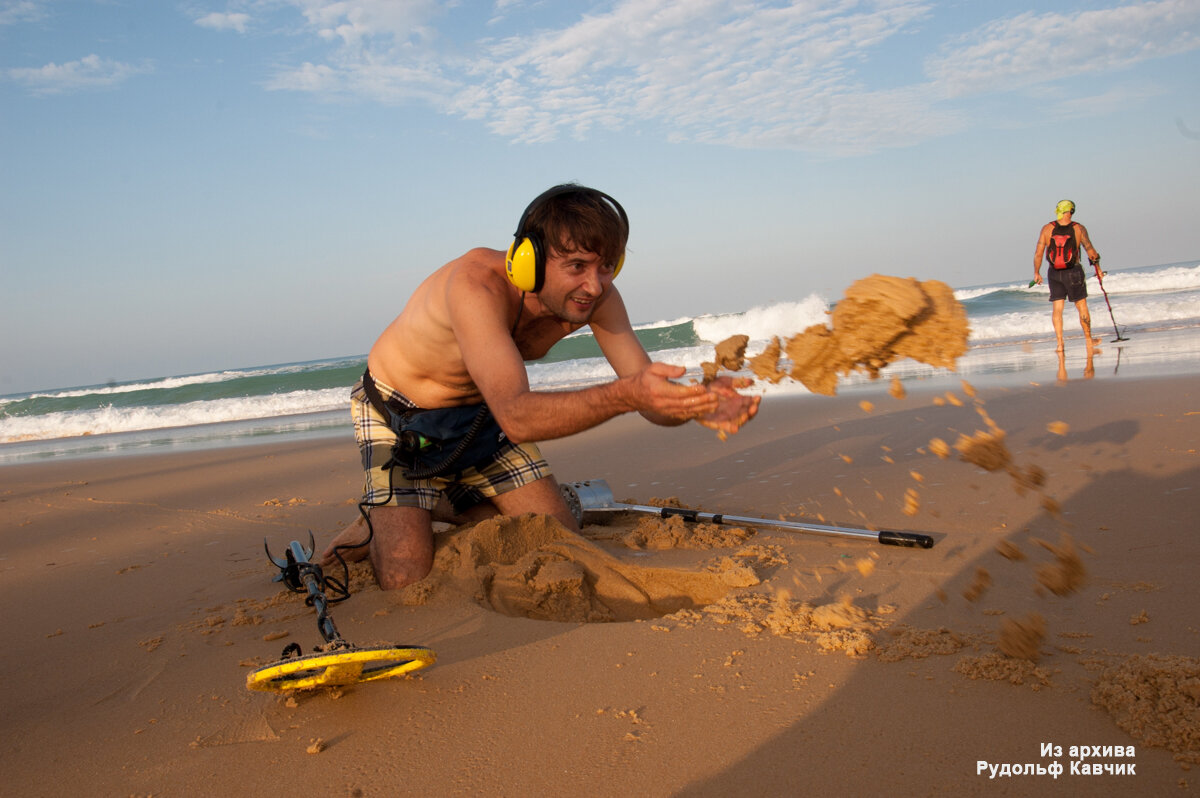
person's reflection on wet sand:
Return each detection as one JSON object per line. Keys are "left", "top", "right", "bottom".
{"left": 1056, "top": 348, "right": 1095, "bottom": 383}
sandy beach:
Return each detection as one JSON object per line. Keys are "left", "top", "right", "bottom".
{"left": 2, "top": 369, "right": 1198, "bottom": 795}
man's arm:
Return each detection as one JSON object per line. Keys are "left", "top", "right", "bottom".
{"left": 588, "top": 289, "right": 686, "bottom": 427}
{"left": 449, "top": 275, "right": 721, "bottom": 443}
{"left": 1032, "top": 223, "right": 1051, "bottom": 284}
{"left": 590, "top": 287, "right": 760, "bottom": 433}
{"left": 1074, "top": 222, "right": 1100, "bottom": 264}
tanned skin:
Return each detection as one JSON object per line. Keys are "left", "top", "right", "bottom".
{"left": 321, "top": 246, "right": 759, "bottom": 589}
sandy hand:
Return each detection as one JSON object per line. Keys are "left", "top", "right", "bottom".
{"left": 695, "top": 377, "right": 760, "bottom": 438}
{"left": 318, "top": 516, "right": 371, "bottom": 567}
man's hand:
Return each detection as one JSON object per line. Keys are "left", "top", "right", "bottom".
{"left": 631, "top": 362, "right": 719, "bottom": 420}
{"left": 695, "top": 376, "right": 760, "bottom": 439}
{"left": 628, "top": 363, "right": 760, "bottom": 436}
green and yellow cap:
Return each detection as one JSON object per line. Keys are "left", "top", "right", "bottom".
{"left": 1056, "top": 199, "right": 1075, "bottom": 217}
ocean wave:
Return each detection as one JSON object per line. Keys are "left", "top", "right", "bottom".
{"left": 0, "top": 387, "right": 349, "bottom": 443}
{"left": 1099, "top": 262, "right": 1200, "bottom": 294}
{"left": 692, "top": 295, "right": 830, "bottom": 344}
{"left": 954, "top": 261, "right": 1200, "bottom": 304}
{"left": 14, "top": 357, "right": 365, "bottom": 403}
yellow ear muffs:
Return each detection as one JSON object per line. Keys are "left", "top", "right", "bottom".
{"left": 505, "top": 236, "right": 543, "bottom": 293}
{"left": 506, "top": 185, "right": 628, "bottom": 293}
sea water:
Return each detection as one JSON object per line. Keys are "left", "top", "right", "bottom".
{"left": 3, "top": 260, "right": 1199, "bottom": 463}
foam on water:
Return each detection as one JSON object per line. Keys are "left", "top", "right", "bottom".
{"left": 1, "top": 388, "right": 349, "bottom": 443}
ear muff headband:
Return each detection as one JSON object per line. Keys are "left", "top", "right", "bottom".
{"left": 505, "top": 186, "right": 628, "bottom": 293}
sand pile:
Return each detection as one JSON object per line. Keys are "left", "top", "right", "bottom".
{"left": 620, "top": 515, "right": 754, "bottom": 550}
{"left": 875, "top": 626, "right": 971, "bottom": 662}
{"left": 1091, "top": 654, "right": 1200, "bottom": 764}
{"left": 404, "top": 513, "right": 766, "bottom": 623}
{"left": 675, "top": 591, "right": 888, "bottom": 657}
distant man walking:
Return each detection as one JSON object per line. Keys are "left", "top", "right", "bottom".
{"left": 1033, "top": 200, "right": 1102, "bottom": 354}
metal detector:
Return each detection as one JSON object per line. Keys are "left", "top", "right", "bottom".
{"left": 561, "top": 480, "right": 934, "bottom": 549}
{"left": 1094, "top": 266, "right": 1129, "bottom": 342}
{"left": 246, "top": 533, "right": 436, "bottom": 693}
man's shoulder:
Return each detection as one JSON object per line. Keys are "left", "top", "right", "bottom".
{"left": 445, "top": 248, "right": 514, "bottom": 302}
{"left": 447, "top": 248, "right": 507, "bottom": 282}
{"left": 448, "top": 247, "right": 505, "bottom": 271}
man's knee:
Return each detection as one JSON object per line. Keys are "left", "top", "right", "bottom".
{"left": 492, "top": 476, "right": 579, "bottom": 532}
{"left": 367, "top": 505, "right": 435, "bottom": 590}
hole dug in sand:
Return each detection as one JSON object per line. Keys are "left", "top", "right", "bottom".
{"left": 424, "top": 513, "right": 754, "bottom": 623}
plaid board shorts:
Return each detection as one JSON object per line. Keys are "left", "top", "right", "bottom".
{"left": 351, "top": 375, "right": 552, "bottom": 512}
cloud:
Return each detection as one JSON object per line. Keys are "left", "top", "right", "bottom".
{"left": 448, "top": 0, "right": 946, "bottom": 152}
{"left": 6, "top": 54, "right": 151, "bottom": 94}
{"left": 195, "top": 11, "right": 251, "bottom": 33}
{"left": 926, "top": 0, "right": 1200, "bottom": 98}
{"left": 283, "top": 0, "right": 442, "bottom": 47}
{"left": 0, "top": 1, "right": 45, "bottom": 26}
{"left": 265, "top": 0, "right": 453, "bottom": 99}
{"left": 263, "top": 0, "right": 1200, "bottom": 155}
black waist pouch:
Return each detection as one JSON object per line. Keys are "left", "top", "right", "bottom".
{"left": 360, "top": 370, "right": 507, "bottom": 479}
{"left": 390, "top": 404, "right": 508, "bottom": 479}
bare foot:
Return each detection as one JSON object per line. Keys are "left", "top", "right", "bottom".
{"left": 696, "top": 376, "right": 761, "bottom": 438}
{"left": 318, "top": 515, "right": 371, "bottom": 567}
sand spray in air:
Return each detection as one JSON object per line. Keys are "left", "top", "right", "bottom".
{"left": 699, "top": 274, "right": 1091, "bottom": 666}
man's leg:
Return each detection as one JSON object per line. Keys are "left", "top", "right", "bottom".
{"left": 318, "top": 494, "right": 497, "bottom": 569}
{"left": 1075, "top": 298, "right": 1099, "bottom": 354}
{"left": 489, "top": 474, "right": 580, "bottom": 532}
{"left": 1051, "top": 299, "right": 1066, "bottom": 351}
{"left": 366, "top": 505, "right": 436, "bottom": 590}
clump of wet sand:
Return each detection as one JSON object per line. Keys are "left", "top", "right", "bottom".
{"left": 697, "top": 591, "right": 886, "bottom": 657}
{"left": 623, "top": 514, "right": 754, "bottom": 550}
{"left": 875, "top": 626, "right": 972, "bottom": 662}
{"left": 954, "top": 653, "right": 1053, "bottom": 689}
{"left": 702, "top": 334, "right": 751, "bottom": 383}
{"left": 998, "top": 611, "right": 1047, "bottom": 661}
{"left": 1031, "top": 533, "right": 1087, "bottom": 597}
{"left": 1091, "top": 654, "right": 1200, "bottom": 763}
{"left": 716, "top": 275, "right": 968, "bottom": 396}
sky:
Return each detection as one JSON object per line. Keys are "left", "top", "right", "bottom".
{"left": 2, "top": 0, "right": 1199, "bottom": 395}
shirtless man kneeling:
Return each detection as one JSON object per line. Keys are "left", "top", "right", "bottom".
{"left": 320, "top": 184, "right": 759, "bottom": 589}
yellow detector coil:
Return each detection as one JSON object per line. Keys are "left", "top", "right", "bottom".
{"left": 246, "top": 645, "right": 436, "bottom": 693}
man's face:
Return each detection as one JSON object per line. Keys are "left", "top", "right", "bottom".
{"left": 539, "top": 247, "right": 618, "bottom": 324}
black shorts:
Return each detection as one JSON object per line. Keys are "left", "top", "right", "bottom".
{"left": 1048, "top": 266, "right": 1088, "bottom": 303}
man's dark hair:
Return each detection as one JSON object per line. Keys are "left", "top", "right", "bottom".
{"left": 524, "top": 184, "right": 628, "bottom": 269}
